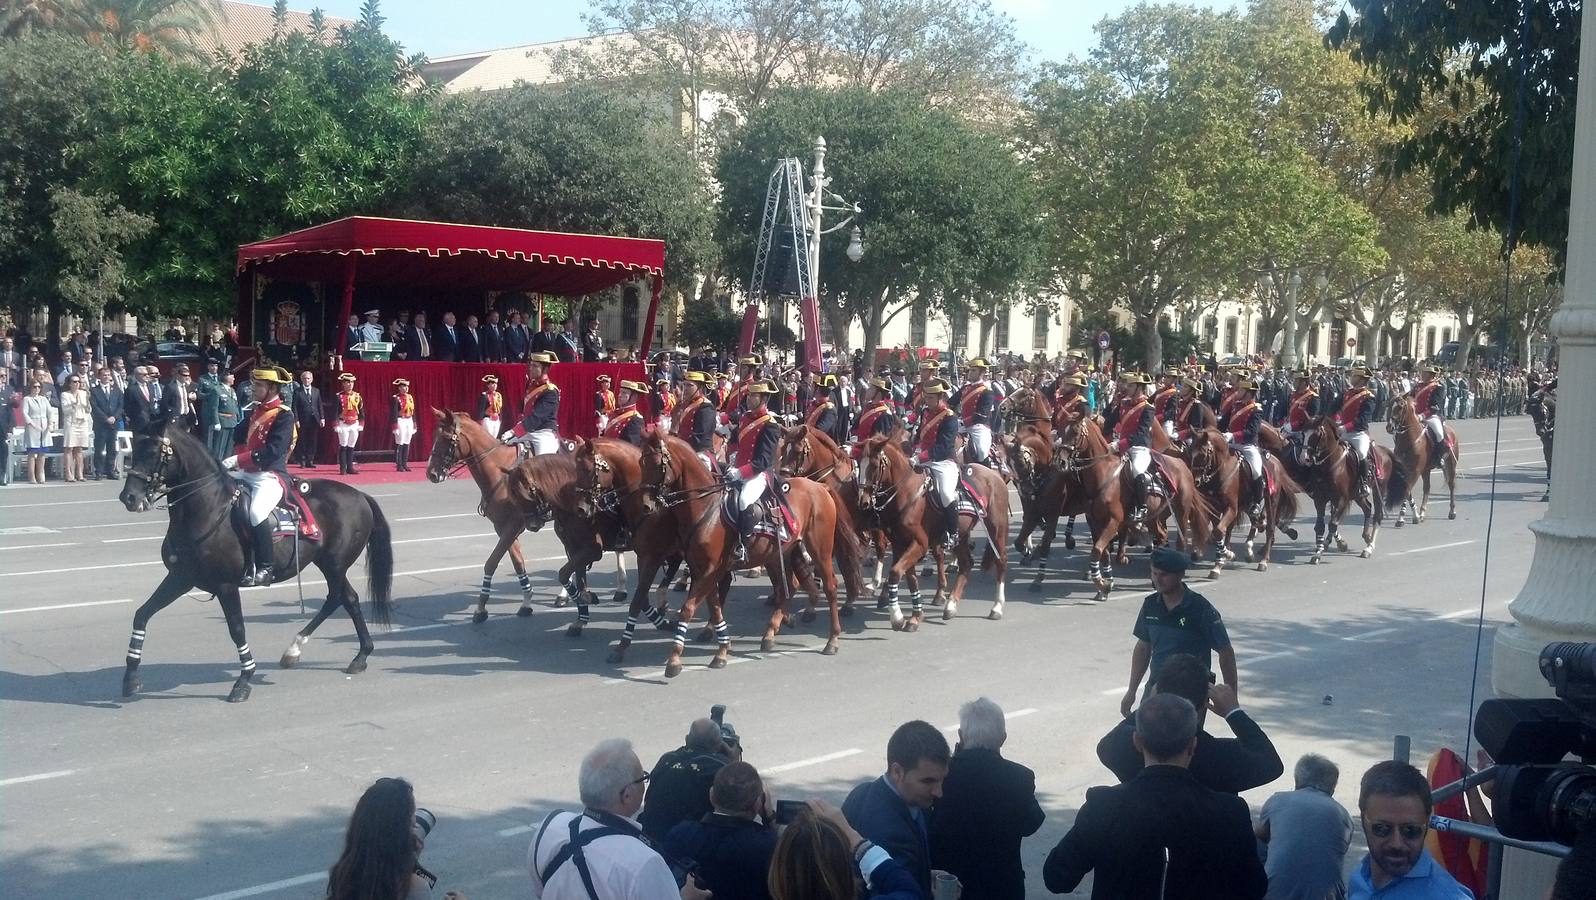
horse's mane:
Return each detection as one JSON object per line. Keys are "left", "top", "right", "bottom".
{"left": 588, "top": 436, "right": 642, "bottom": 464}
{"left": 1075, "top": 417, "right": 1110, "bottom": 451}
{"left": 800, "top": 425, "right": 844, "bottom": 457}
{"left": 521, "top": 453, "right": 583, "bottom": 500}
{"left": 862, "top": 432, "right": 912, "bottom": 479}
{"left": 158, "top": 420, "right": 227, "bottom": 478}
{"left": 651, "top": 431, "right": 713, "bottom": 482}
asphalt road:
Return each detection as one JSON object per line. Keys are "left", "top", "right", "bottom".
{"left": 0, "top": 415, "right": 1549, "bottom": 899}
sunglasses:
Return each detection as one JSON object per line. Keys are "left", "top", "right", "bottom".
{"left": 1368, "top": 822, "right": 1426, "bottom": 841}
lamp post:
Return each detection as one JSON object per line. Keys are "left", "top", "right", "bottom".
{"left": 1280, "top": 270, "right": 1302, "bottom": 369}
{"left": 803, "top": 136, "right": 864, "bottom": 368}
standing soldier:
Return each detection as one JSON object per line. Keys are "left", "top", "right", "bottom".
{"left": 912, "top": 379, "right": 963, "bottom": 550}
{"left": 651, "top": 374, "right": 677, "bottom": 432}
{"left": 510, "top": 352, "right": 561, "bottom": 455}
{"left": 476, "top": 374, "right": 504, "bottom": 438}
{"left": 334, "top": 372, "right": 364, "bottom": 475}
{"left": 1335, "top": 366, "right": 1378, "bottom": 499}
{"left": 957, "top": 358, "right": 1000, "bottom": 471}
{"left": 390, "top": 378, "right": 416, "bottom": 472}
{"left": 602, "top": 379, "right": 647, "bottom": 446}
{"left": 1112, "top": 372, "right": 1157, "bottom": 522}
{"left": 674, "top": 371, "right": 718, "bottom": 471}
{"left": 215, "top": 372, "right": 241, "bottom": 460}
{"left": 594, "top": 373, "right": 617, "bottom": 433}
{"left": 726, "top": 380, "right": 782, "bottom": 564}
{"left": 222, "top": 365, "right": 295, "bottom": 587}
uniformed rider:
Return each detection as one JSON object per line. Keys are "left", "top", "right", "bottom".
{"left": 1411, "top": 365, "right": 1454, "bottom": 466}
{"left": 912, "top": 379, "right": 962, "bottom": 550}
{"left": 957, "top": 358, "right": 1000, "bottom": 471}
{"left": 727, "top": 380, "right": 782, "bottom": 565}
{"left": 849, "top": 377, "right": 900, "bottom": 461}
{"left": 1226, "top": 379, "right": 1268, "bottom": 517}
{"left": 1112, "top": 372, "right": 1157, "bottom": 521}
{"left": 1173, "top": 377, "right": 1208, "bottom": 446}
{"left": 674, "top": 371, "right": 719, "bottom": 472}
{"left": 1336, "top": 365, "right": 1378, "bottom": 497}
{"left": 1152, "top": 368, "right": 1181, "bottom": 440}
{"left": 509, "top": 352, "right": 561, "bottom": 454}
{"left": 602, "top": 379, "right": 647, "bottom": 446}
{"left": 223, "top": 365, "right": 296, "bottom": 587}
{"left": 806, "top": 374, "right": 839, "bottom": 436}
{"left": 1281, "top": 369, "right": 1319, "bottom": 438}
{"left": 1051, "top": 373, "right": 1089, "bottom": 435}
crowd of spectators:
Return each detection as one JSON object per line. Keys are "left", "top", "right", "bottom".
{"left": 346, "top": 308, "right": 631, "bottom": 364}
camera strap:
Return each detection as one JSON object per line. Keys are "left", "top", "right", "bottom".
{"left": 535, "top": 811, "right": 637, "bottom": 900}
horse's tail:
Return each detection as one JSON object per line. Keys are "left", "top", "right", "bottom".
{"left": 1386, "top": 462, "right": 1408, "bottom": 514}
{"left": 364, "top": 493, "right": 394, "bottom": 628}
{"left": 826, "top": 484, "right": 865, "bottom": 603}
{"left": 1271, "top": 463, "right": 1302, "bottom": 529}
{"left": 1183, "top": 474, "right": 1218, "bottom": 550}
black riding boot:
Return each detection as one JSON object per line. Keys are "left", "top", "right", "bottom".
{"left": 732, "top": 504, "right": 758, "bottom": 565}
{"left": 240, "top": 520, "right": 275, "bottom": 587}
{"left": 1251, "top": 472, "right": 1268, "bottom": 517}
{"left": 348, "top": 448, "right": 359, "bottom": 475}
{"left": 942, "top": 500, "right": 960, "bottom": 550}
{"left": 1132, "top": 475, "right": 1150, "bottom": 522}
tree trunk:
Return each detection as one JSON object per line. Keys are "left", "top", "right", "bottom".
{"left": 980, "top": 316, "right": 996, "bottom": 356}
{"left": 1455, "top": 320, "right": 1478, "bottom": 369}
{"left": 861, "top": 295, "right": 884, "bottom": 373}
{"left": 822, "top": 300, "right": 852, "bottom": 358}
{"left": 1138, "top": 310, "right": 1163, "bottom": 373}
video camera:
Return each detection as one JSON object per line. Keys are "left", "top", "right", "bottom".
{"left": 710, "top": 704, "right": 741, "bottom": 756}
{"left": 1474, "top": 642, "right": 1596, "bottom": 845}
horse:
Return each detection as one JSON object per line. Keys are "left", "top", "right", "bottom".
{"left": 499, "top": 454, "right": 627, "bottom": 637}
{"left": 639, "top": 431, "right": 862, "bottom": 676}
{"left": 426, "top": 411, "right": 628, "bottom": 623}
{"left": 1186, "top": 428, "right": 1300, "bottom": 576}
{"left": 1056, "top": 418, "right": 1212, "bottom": 601}
{"left": 856, "top": 434, "right": 1008, "bottom": 627}
{"left": 1385, "top": 395, "right": 1460, "bottom": 524}
{"left": 777, "top": 424, "right": 885, "bottom": 601}
{"left": 118, "top": 422, "right": 393, "bottom": 703}
{"left": 1297, "top": 417, "right": 1393, "bottom": 562}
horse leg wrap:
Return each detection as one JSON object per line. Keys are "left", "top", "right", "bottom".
{"left": 623, "top": 616, "right": 638, "bottom": 640}
{"left": 126, "top": 628, "right": 146, "bottom": 666}
{"left": 714, "top": 620, "right": 730, "bottom": 647}
{"left": 237, "top": 642, "right": 256, "bottom": 675}
{"left": 478, "top": 574, "right": 492, "bottom": 603}
{"left": 909, "top": 591, "right": 924, "bottom": 614}
{"left": 645, "top": 605, "right": 671, "bottom": 631}
{"left": 517, "top": 572, "right": 533, "bottom": 597}
{"left": 673, "top": 620, "right": 689, "bottom": 649}
{"left": 563, "top": 579, "right": 581, "bottom": 603}
{"left": 1088, "top": 560, "right": 1101, "bottom": 580}
{"left": 577, "top": 603, "right": 591, "bottom": 625}
{"left": 1102, "top": 562, "right": 1114, "bottom": 583}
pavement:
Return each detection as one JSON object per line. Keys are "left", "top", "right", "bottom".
{"left": 0, "top": 414, "right": 1551, "bottom": 899}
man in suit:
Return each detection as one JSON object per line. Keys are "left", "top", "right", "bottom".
{"left": 0, "top": 336, "right": 21, "bottom": 388}
{"left": 402, "top": 311, "right": 433, "bottom": 361}
{"left": 1097, "top": 652, "right": 1283, "bottom": 794}
{"left": 165, "top": 364, "right": 198, "bottom": 432}
{"left": 460, "top": 313, "right": 484, "bottom": 363}
{"left": 930, "top": 698, "right": 1045, "bottom": 900}
{"left": 481, "top": 310, "right": 506, "bottom": 363}
{"left": 1044, "top": 693, "right": 1267, "bottom": 899}
{"left": 580, "top": 317, "right": 604, "bottom": 362}
{"left": 434, "top": 311, "right": 462, "bottom": 362}
{"left": 291, "top": 369, "right": 324, "bottom": 468}
{"left": 842, "top": 720, "right": 948, "bottom": 897}
{"left": 555, "top": 316, "right": 581, "bottom": 363}
{"left": 0, "top": 369, "right": 17, "bottom": 485}
{"left": 504, "top": 310, "right": 530, "bottom": 362}
{"left": 531, "top": 315, "right": 561, "bottom": 357}
{"left": 89, "top": 366, "right": 124, "bottom": 479}
{"left": 343, "top": 314, "right": 363, "bottom": 353}
{"left": 124, "top": 365, "right": 162, "bottom": 433}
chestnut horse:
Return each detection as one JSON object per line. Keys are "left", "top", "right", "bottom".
{"left": 1187, "top": 428, "right": 1300, "bottom": 576}
{"left": 426, "top": 412, "right": 630, "bottom": 621}
{"left": 857, "top": 434, "right": 1010, "bottom": 626}
{"left": 1385, "top": 395, "right": 1460, "bottom": 524}
{"left": 1056, "top": 418, "right": 1212, "bottom": 602}
{"left": 777, "top": 424, "right": 884, "bottom": 601}
{"left": 1297, "top": 417, "right": 1393, "bottom": 562}
{"left": 640, "top": 431, "right": 862, "bottom": 677}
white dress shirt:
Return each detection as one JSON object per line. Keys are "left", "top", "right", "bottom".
{"left": 529, "top": 811, "right": 678, "bottom": 900}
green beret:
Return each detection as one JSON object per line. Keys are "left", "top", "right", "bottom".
{"left": 1150, "top": 547, "right": 1191, "bottom": 574}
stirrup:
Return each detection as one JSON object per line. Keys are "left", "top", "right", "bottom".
{"left": 241, "top": 566, "right": 274, "bottom": 588}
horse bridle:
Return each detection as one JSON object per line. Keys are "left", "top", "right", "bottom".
{"left": 432, "top": 422, "right": 503, "bottom": 479}
{"left": 780, "top": 435, "right": 840, "bottom": 482}
{"left": 127, "top": 436, "right": 229, "bottom": 508}
{"left": 864, "top": 449, "right": 900, "bottom": 512}
{"left": 641, "top": 443, "right": 725, "bottom": 510}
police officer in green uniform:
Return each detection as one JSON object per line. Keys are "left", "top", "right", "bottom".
{"left": 1120, "top": 547, "right": 1238, "bottom": 719}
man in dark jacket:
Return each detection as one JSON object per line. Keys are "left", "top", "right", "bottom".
{"left": 124, "top": 365, "right": 162, "bottom": 433}
{"left": 638, "top": 718, "right": 737, "bottom": 843}
{"left": 290, "top": 370, "right": 323, "bottom": 468}
{"left": 842, "top": 720, "right": 950, "bottom": 897}
{"left": 460, "top": 314, "right": 484, "bottom": 363}
{"left": 1045, "top": 693, "right": 1267, "bottom": 899}
{"left": 89, "top": 366, "right": 124, "bottom": 479}
{"left": 930, "top": 698, "right": 1045, "bottom": 900}
{"left": 433, "top": 311, "right": 462, "bottom": 362}
{"left": 401, "top": 311, "right": 433, "bottom": 361}
{"left": 1097, "top": 652, "right": 1284, "bottom": 795}
{"left": 661, "top": 762, "right": 777, "bottom": 900}
{"left": 480, "top": 310, "right": 506, "bottom": 362}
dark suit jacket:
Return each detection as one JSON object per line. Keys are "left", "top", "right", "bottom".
{"left": 842, "top": 777, "right": 932, "bottom": 897}
{"left": 481, "top": 324, "right": 505, "bottom": 362}
{"left": 505, "top": 324, "right": 530, "bottom": 361}
{"left": 291, "top": 384, "right": 323, "bottom": 423}
{"left": 124, "top": 381, "right": 161, "bottom": 433}
{"left": 434, "top": 323, "right": 462, "bottom": 362}
{"left": 402, "top": 324, "right": 433, "bottom": 361}
{"left": 1096, "top": 710, "right": 1284, "bottom": 795}
{"left": 1043, "top": 765, "right": 1267, "bottom": 899}
{"left": 90, "top": 382, "right": 124, "bottom": 430}
{"left": 930, "top": 748, "right": 1045, "bottom": 900}
{"left": 460, "top": 326, "right": 483, "bottom": 363}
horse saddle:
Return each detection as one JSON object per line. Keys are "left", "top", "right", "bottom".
{"left": 1145, "top": 455, "right": 1174, "bottom": 497}
{"left": 234, "top": 474, "right": 322, "bottom": 542}
{"left": 720, "top": 477, "right": 801, "bottom": 542}
{"left": 1425, "top": 431, "right": 1456, "bottom": 468}
{"left": 957, "top": 466, "right": 990, "bottom": 517}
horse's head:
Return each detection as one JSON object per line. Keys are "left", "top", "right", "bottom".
{"left": 1188, "top": 428, "right": 1222, "bottom": 475}
{"left": 571, "top": 440, "right": 613, "bottom": 520}
{"left": 859, "top": 434, "right": 904, "bottom": 509}
{"left": 121, "top": 428, "right": 179, "bottom": 513}
{"left": 426, "top": 408, "right": 465, "bottom": 483}
{"left": 777, "top": 426, "right": 812, "bottom": 477}
{"left": 502, "top": 462, "right": 553, "bottom": 531}
{"left": 638, "top": 428, "right": 678, "bottom": 515}
{"left": 1387, "top": 395, "right": 1413, "bottom": 434}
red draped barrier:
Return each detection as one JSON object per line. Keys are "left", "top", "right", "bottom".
{"left": 326, "top": 361, "right": 645, "bottom": 462}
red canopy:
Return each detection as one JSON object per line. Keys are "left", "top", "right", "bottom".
{"left": 236, "top": 216, "right": 665, "bottom": 354}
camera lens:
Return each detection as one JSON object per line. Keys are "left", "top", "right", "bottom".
{"left": 413, "top": 808, "right": 436, "bottom": 841}
{"left": 1539, "top": 642, "right": 1596, "bottom": 689}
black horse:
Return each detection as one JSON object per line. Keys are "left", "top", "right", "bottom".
{"left": 118, "top": 423, "right": 394, "bottom": 702}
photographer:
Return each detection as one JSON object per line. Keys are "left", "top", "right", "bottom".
{"left": 325, "top": 777, "right": 465, "bottom": 900}
{"left": 768, "top": 801, "right": 923, "bottom": 900}
{"left": 639, "top": 718, "right": 739, "bottom": 843}
{"left": 661, "top": 762, "right": 778, "bottom": 900}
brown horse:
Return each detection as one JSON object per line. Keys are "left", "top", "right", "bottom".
{"left": 776, "top": 425, "right": 882, "bottom": 602}
{"left": 1385, "top": 395, "right": 1460, "bottom": 524}
{"left": 1187, "top": 428, "right": 1300, "bottom": 576}
{"left": 1056, "top": 418, "right": 1212, "bottom": 602}
{"left": 498, "top": 454, "right": 617, "bottom": 636}
{"left": 1296, "top": 417, "right": 1393, "bottom": 561}
{"left": 639, "top": 431, "right": 861, "bottom": 676}
{"left": 858, "top": 434, "right": 1010, "bottom": 625}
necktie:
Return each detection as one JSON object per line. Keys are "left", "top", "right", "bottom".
{"left": 142, "top": 385, "right": 150, "bottom": 402}
{"left": 418, "top": 328, "right": 430, "bottom": 357}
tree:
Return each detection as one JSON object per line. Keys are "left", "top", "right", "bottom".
{"left": 1327, "top": 0, "right": 1580, "bottom": 265}
{"left": 59, "top": 0, "right": 221, "bottom": 63}
{"left": 717, "top": 86, "right": 1041, "bottom": 364}
{"left": 389, "top": 82, "right": 714, "bottom": 292}
{"left": 47, "top": 187, "right": 154, "bottom": 320}
{"left": 677, "top": 301, "right": 743, "bottom": 353}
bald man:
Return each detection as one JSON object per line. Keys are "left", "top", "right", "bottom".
{"left": 638, "top": 717, "right": 739, "bottom": 842}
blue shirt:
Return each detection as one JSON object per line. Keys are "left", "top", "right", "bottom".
{"left": 1349, "top": 850, "right": 1473, "bottom": 900}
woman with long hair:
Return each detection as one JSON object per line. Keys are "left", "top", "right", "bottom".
{"left": 22, "top": 380, "right": 52, "bottom": 484}
{"left": 768, "top": 801, "right": 922, "bottom": 900}
{"left": 325, "top": 778, "right": 463, "bottom": 900}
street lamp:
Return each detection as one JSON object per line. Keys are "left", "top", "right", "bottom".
{"left": 846, "top": 225, "right": 865, "bottom": 263}
{"left": 803, "top": 135, "right": 863, "bottom": 368}
{"left": 1281, "top": 270, "right": 1303, "bottom": 369}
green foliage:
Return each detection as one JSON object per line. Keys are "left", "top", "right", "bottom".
{"left": 48, "top": 187, "right": 154, "bottom": 314}
{"left": 1327, "top": 0, "right": 1579, "bottom": 265}
{"left": 677, "top": 302, "right": 743, "bottom": 353}
{"left": 389, "top": 83, "right": 714, "bottom": 289}
{"left": 57, "top": 0, "right": 221, "bottom": 63}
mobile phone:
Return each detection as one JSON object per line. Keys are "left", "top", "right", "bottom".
{"left": 774, "top": 799, "right": 805, "bottom": 825}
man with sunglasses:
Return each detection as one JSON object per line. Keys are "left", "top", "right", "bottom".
{"left": 1350, "top": 760, "right": 1473, "bottom": 899}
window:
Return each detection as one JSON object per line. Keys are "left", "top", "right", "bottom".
{"left": 1033, "top": 309, "right": 1049, "bottom": 351}
{"left": 1426, "top": 326, "right": 1437, "bottom": 357}
{"left": 1223, "top": 317, "right": 1238, "bottom": 354}
{"left": 952, "top": 309, "right": 969, "bottom": 349}
{"left": 1203, "top": 315, "right": 1219, "bottom": 342}
{"left": 994, "top": 304, "right": 1010, "bottom": 350}
{"left": 1442, "top": 327, "right": 1452, "bottom": 345}
{"left": 1308, "top": 325, "right": 1319, "bottom": 358}
{"left": 910, "top": 306, "right": 927, "bottom": 346}
{"left": 620, "top": 285, "right": 640, "bottom": 341}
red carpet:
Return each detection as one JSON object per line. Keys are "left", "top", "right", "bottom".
{"left": 286, "top": 465, "right": 430, "bottom": 487}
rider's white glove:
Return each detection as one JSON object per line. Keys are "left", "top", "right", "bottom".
{"left": 222, "top": 454, "right": 239, "bottom": 470}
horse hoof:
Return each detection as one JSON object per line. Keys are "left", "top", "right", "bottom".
{"left": 1065, "top": 536, "right": 1076, "bottom": 550}
{"left": 1360, "top": 548, "right": 1372, "bottom": 559}
{"left": 1255, "top": 562, "right": 1267, "bottom": 573}
{"left": 840, "top": 605, "right": 854, "bottom": 618}
{"left": 760, "top": 638, "right": 776, "bottom": 652}
{"left": 1207, "top": 568, "right": 1221, "bottom": 580}
{"left": 822, "top": 641, "right": 839, "bottom": 655}
{"left": 987, "top": 609, "right": 1002, "bottom": 621}
{"left": 553, "top": 596, "right": 569, "bottom": 609}
{"left": 566, "top": 624, "right": 583, "bottom": 638}
{"left": 1393, "top": 519, "right": 1404, "bottom": 528}
{"left": 345, "top": 657, "right": 368, "bottom": 675}
{"left": 472, "top": 609, "right": 488, "bottom": 624}
{"left": 1092, "top": 592, "right": 1108, "bottom": 603}
{"left": 611, "top": 590, "right": 628, "bottom": 603}
{"left": 942, "top": 607, "right": 955, "bottom": 621}
{"left": 226, "top": 682, "right": 252, "bottom": 703}
{"left": 708, "top": 656, "right": 728, "bottom": 670}
{"left": 664, "top": 662, "right": 683, "bottom": 678}
{"left": 1028, "top": 580, "right": 1041, "bottom": 593}
{"left": 518, "top": 605, "right": 534, "bottom": 617}
{"left": 1310, "top": 556, "right": 1321, "bottom": 565}
{"left": 800, "top": 610, "right": 816, "bottom": 624}
{"left": 280, "top": 653, "right": 299, "bottom": 669}
{"left": 606, "top": 649, "right": 626, "bottom": 665}
{"left": 1283, "top": 527, "right": 1299, "bottom": 540}
{"left": 121, "top": 673, "right": 141, "bottom": 697}
{"left": 903, "top": 620, "right": 920, "bottom": 633}
{"left": 1448, "top": 511, "right": 1457, "bottom": 520}
{"left": 1335, "top": 540, "right": 1349, "bottom": 552}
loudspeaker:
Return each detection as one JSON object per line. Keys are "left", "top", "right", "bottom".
{"left": 762, "top": 229, "right": 804, "bottom": 297}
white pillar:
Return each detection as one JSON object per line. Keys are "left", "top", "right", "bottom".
{"left": 1493, "top": 0, "right": 1596, "bottom": 699}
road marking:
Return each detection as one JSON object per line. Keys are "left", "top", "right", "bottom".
{"left": 391, "top": 532, "right": 498, "bottom": 546}
{"left": 1344, "top": 627, "right": 1399, "bottom": 641}
{"left": 0, "top": 525, "right": 60, "bottom": 535}
{"left": 1465, "top": 461, "right": 1539, "bottom": 472}
{"left": 765, "top": 748, "right": 864, "bottom": 774}
{"left": 0, "top": 497, "right": 121, "bottom": 509}
{"left": 57, "top": 521, "right": 160, "bottom": 531}
{"left": 1099, "top": 686, "right": 1126, "bottom": 696}
{"left": 0, "top": 769, "right": 75, "bottom": 787}
{"left": 1388, "top": 540, "right": 1476, "bottom": 557}
{"left": 101, "top": 535, "right": 163, "bottom": 543}
{"left": 8, "top": 560, "right": 164, "bottom": 577}
{"left": 1247, "top": 650, "right": 1297, "bottom": 664}
{"left": 396, "top": 512, "right": 480, "bottom": 522}
{"left": 0, "top": 542, "right": 80, "bottom": 550}
{"left": 498, "top": 824, "right": 536, "bottom": 837}
{"left": 0, "top": 598, "right": 136, "bottom": 616}
{"left": 1436, "top": 608, "right": 1479, "bottom": 620}
{"left": 193, "top": 871, "right": 324, "bottom": 900}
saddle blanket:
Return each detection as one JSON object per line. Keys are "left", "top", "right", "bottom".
{"left": 240, "top": 474, "right": 322, "bottom": 541}
{"left": 719, "top": 482, "right": 802, "bottom": 543}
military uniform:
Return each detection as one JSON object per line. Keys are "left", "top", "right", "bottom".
{"left": 225, "top": 366, "right": 296, "bottom": 586}
{"left": 390, "top": 379, "right": 416, "bottom": 471}
{"left": 510, "top": 352, "right": 561, "bottom": 455}
{"left": 1112, "top": 376, "right": 1156, "bottom": 518}
{"left": 913, "top": 382, "right": 962, "bottom": 548}
{"left": 333, "top": 374, "right": 364, "bottom": 475}
{"left": 728, "top": 381, "right": 782, "bottom": 563}
{"left": 476, "top": 375, "right": 504, "bottom": 437}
